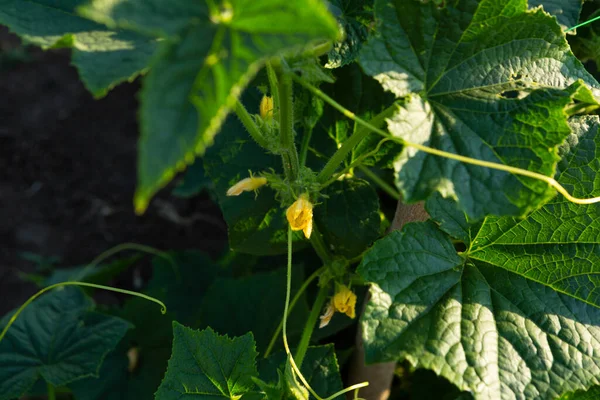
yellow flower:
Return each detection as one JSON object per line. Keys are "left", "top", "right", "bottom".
{"left": 332, "top": 284, "right": 357, "bottom": 319}
{"left": 286, "top": 194, "right": 313, "bottom": 239}
{"left": 226, "top": 175, "right": 267, "bottom": 196}
{"left": 259, "top": 95, "right": 274, "bottom": 121}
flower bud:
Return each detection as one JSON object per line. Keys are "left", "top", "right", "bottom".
{"left": 286, "top": 194, "right": 313, "bottom": 239}
{"left": 259, "top": 95, "right": 274, "bottom": 121}
{"left": 226, "top": 176, "right": 267, "bottom": 196}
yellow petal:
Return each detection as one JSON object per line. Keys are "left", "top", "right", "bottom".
{"left": 259, "top": 95, "right": 274, "bottom": 121}
{"left": 226, "top": 176, "right": 267, "bottom": 196}
{"left": 286, "top": 194, "right": 313, "bottom": 236}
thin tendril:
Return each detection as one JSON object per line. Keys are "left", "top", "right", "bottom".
{"left": 0, "top": 281, "right": 166, "bottom": 344}
{"left": 566, "top": 14, "right": 600, "bottom": 32}
{"left": 282, "top": 228, "right": 368, "bottom": 400}
{"left": 292, "top": 74, "right": 600, "bottom": 206}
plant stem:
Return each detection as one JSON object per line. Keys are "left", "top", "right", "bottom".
{"left": 357, "top": 165, "right": 400, "bottom": 200}
{"left": 309, "top": 223, "right": 332, "bottom": 264}
{"left": 235, "top": 100, "right": 270, "bottom": 150}
{"left": 294, "top": 284, "right": 328, "bottom": 368}
{"left": 299, "top": 126, "right": 314, "bottom": 167}
{"left": 47, "top": 383, "right": 56, "bottom": 400}
{"left": 264, "top": 266, "right": 324, "bottom": 358}
{"left": 292, "top": 73, "right": 600, "bottom": 206}
{"left": 278, "top": 71, "right": 300, "bottom": 182}
{"left": 316, "top": 103, "right": 398, "bottom": 184}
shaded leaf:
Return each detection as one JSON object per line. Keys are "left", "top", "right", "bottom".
{"left": 325, "top": 0, "right": 373, "bottom": 68}
{"left": 0, "top": 287, "right": 131, "bottom": 400}
{"left": 200, "top": 267, "right": 309, "bottom": 353}
{"left": 314, "top": 178, "right": 380, "bottom": 258}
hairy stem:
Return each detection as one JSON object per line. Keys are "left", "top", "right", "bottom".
{"left": 278, "top": 72, "right": 300, "bottom": 182}
{"left": 235, "top": 100, "right": 270, "bottom": 149}
{"left": 294, "top": 284, "right": 328, "bottom": 368}
{"left": 309, "top": 223, "right": 332, "bottom": 264}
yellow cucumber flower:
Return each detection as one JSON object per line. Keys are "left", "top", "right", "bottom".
{"left": 286, "top": 194, "right": 313, "bottom": 239}
{"left": 259, "top": 95, "right": 274, "bottom": 121}
{"left": 226, "top": 175, "right": 267, "bottom": 196}
{"left": 332, "top": 284, "right": 357, "bottom": 319}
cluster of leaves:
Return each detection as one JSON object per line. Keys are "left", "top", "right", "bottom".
{"left": 3, "top": 0, "right": 600, "bottom": 399}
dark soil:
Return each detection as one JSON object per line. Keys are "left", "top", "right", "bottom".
{"left": 0, "top": 29, "right": 227, "bottom": 316}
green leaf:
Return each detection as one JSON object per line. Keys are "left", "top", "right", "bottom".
{"left": 359, "top": 0, "right": 600, "bottom": 220}
{"left": 199, "top": 267, "right": 309, "bottom": 353}
{"left": 81, "top": 0, "right": 339, "bottom": 213}
{"left": 0, "top": 287, "right": 131, "bottom": 400}
{"left": 155, "top": 323, "right": 259, "bottom": 400}
{"left": 259, "top": 346, "right": 344, "bottom": 399}
{"left": 357, "top": 116, "right": 600, "bottom": 398}
{"left": 203, "top": 105, "right": 305, "bottom": 255}
{"left": 314, "top": 178, "right": 380, "bottom": 258}
{"left": 528, "top": 0, "right": 583, "bottom": 31}
{"left": 468, "top": 116, "right": 600, "bottom": 308}
{"left": 325, "top": 0, "right": 373, "bottom": 69}
{"left": 0, "top": 0, "right": 155, "bottom": 97}
{"left": 559, "top": 386, "right": 600, "bottom": 400}
{"left": 69, "top": 348, "right": 129, "bottom": 400}
{"left": 358, "top": 221, "right": 600, "bottom": 399}
{"left": 145, "top": 250, "right": 223, "bottom": 326}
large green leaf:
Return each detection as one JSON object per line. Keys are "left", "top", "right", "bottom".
{"left": 81, "top": 0, "right": 339, "bottom": 213}
{"left": 0, "top": 287, "right": 131, "bottom": 400}
{"left": 357, "top": 116, "right": 600, "bottom": 399}
{"left": 314, "top": 178, "right": 380, "bottom": 258}
{"left": 469, "top": 116, "right": 600, "bottom": 308}
{"left": 359, "top": 0, "right": 599, "bottom": 220}
{"left": 155, "top": 323, "right": 258, "bottom": 399}
{"left": 0, "top": 0, "right": 155, "bottom": 97}
{"left": 528, "top": 0, "right": 583, "bottom": 30}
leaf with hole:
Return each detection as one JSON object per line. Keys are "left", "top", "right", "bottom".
{"left": 359, "top": 0, "right": 600, "bottom": 220}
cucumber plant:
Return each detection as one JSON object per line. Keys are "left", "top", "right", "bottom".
{"left": 1, "top": 0, "right": 600, "bottom": 399}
